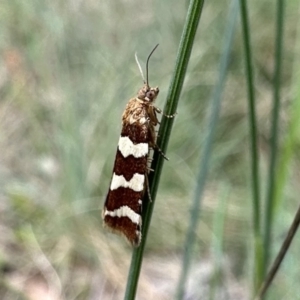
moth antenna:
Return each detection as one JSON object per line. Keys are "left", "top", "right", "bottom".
{"left": 135, "top": 52, "right": 146, "bottom": 84}
{"left": 146, "top": 44, "right": 159, "bottom": 86}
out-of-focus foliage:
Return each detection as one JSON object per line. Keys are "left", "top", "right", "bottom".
{"left": 0, "top": 0, "right": 300, "bottom": 299}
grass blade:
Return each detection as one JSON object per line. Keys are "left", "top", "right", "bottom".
{"left": 176, "top": 1, "right": 238, "bottom": 298}
{"left": 255, "top": 204, "right": 300, "bottom": 300}
{"left": 274, "top": 2, "right": 300, "bottom": 225}
{"left": 263, "top": 0, "right": 285, "bottom": 278}
{"left": 209, "top": 185, "right": 229, "bottom": 299}
{"left": 239, "top": 0, "right": 263, "bottom": 291}
{"left": 124, "top": 0, "right": 205, "bottom": 299}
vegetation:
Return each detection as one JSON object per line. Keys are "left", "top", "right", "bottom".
{"left": 0, "top": 0, "right": 299, "bottom": 299}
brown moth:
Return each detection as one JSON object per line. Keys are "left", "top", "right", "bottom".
{"left": 103, "top": 45, "right": 162, "bottom": 247}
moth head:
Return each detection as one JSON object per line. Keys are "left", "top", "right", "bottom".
{"left": 137, "top": 84, "right": 159, "bottom": 102}
{"left": 135, "top": 44, "right": 159, "bottom": 103}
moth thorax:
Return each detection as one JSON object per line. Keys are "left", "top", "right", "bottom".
{"left": 137, "top": 84, "right": 159, "bottom": 102}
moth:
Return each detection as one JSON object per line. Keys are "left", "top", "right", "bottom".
{"left": 103, "top": 45, "right": 164, "bottom": 247}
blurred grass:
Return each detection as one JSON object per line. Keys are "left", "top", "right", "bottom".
{"left": 0, "top": 0, "right": 300, "bottom": 299}
{"left": 176, "top": 0, "right": 238, "bottom": 298}
{"left": 239, "top": 0, "right": 263, "bottom": 291}
{"left": 263, "top": 0, "right": 285, "bottom": 280}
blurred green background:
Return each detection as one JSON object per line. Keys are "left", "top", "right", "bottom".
{"left": 1, "top": 0, "right": 300, "bottom": 299}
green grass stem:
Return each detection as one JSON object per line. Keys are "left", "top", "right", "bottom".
{"left": 209, "top": 185, "right": 229, "bottom": 300}
{"left": 239, "top": 0, "right": 263, "bottom": 291}
{"left": 274, "top": 4, "right": 300, "bottom": 216}
{"left": 255, "top": 203, "right": 300, "bottom": 300}
{"left": 263, "top": 0, "right": 285, "bottom": 279}
{"left": 124, "top": 1, "right": 205, "bottom": 299}
{"left": 176, "top": 1, "right": 238, "bottom": 298}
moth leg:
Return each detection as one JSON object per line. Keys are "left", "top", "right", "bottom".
{"left": 149, "top": 124, "right": 169, "bottom": 160}
{"left": 147, "top": 156, "right": 153, "bottom": 162}
{"left": 154, "top": 107, "right": 177, "bottom": 118}
{"left": 147, "top": 157, "right": 154, "bottom": 171}
{"left": 154, "top": 144, "right": 169, "bottom": 161}
{"left": 145, "top": 173, "right": 153, "bottom": 202}
{"left": 150, "top": 143, "right": 169, "bottom": 161}
{"left": 147, "top": 166, "right": 154, "bottom": 172}
{"left": 148, "top": 107, "right": 159, "bottom": 126}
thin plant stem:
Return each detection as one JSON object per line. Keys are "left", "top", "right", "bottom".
{"left": 176, "top": 1, "right": 238, "bottom": 298}
{"left": 264, "top": 0, "right": 285, "bottom": 278}
{"left": 124, "top": 0, "right": 205, "bottom": 299}
{"left": 209, "top": 185, "right": 229, "bottom": 300}
{"left": 254, "top": 204, "right": 300, "bottom": 300}
{"left": 239, "top": 0, "right": 263, "bottom": 291}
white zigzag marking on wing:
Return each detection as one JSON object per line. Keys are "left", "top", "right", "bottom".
{"left": 110, "top": 173, "right": 144, "bottom": 192}
{"left": 104, "top": 205, "right": 141, "bottom": 225}
{"left": 118, "top": 136, "right": 148, "bottom": 158}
